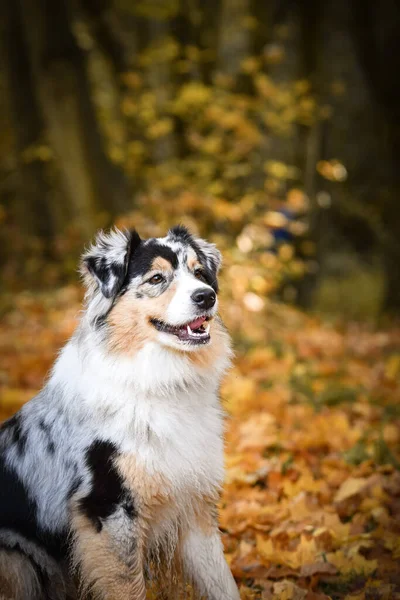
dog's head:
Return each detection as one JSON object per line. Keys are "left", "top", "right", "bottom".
{"left": 81, "top": 226, "right": 223, "bottom": 354}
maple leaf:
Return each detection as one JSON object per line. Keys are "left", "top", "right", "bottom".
{"left": 257, "top": 535, "right": 320, "bottom": 570}
{"left": 326, "top": 549, "right": 377, "bottom": 576}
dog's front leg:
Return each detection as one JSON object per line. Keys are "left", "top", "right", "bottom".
{"left": 181, "top": 526, "right": 240, "bottom": 600}
{"left": 70, "top": 501, "right": 146, "bottom": 600}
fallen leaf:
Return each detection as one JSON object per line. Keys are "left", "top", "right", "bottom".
{"left": 300, "top": 561, "right": 338, "bottom": 577}
{"left": 273, "top": 580, "right": 307, "bottom": 600}
{"left": 326, "top": 549, "right": 377, "bottom": 576}
{"left": 334, "top": 477, "right": 368, "bottom": 503}
{"left": 257, "top": 535, "right": 320, "bottom": 570}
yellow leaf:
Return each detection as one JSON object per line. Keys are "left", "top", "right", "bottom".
{"left": 334, "top": 477, "right": 368, "bottom": 503}
{"left": 257, "top": 535, "right": 319, "bottom": 570}
{"left": 283, "top": 471, "right": 324, "bottom": 497}
{"left": 385, "top": 353, "right": 400, "bottom": 380}
{"left": 326, "top": 549, "right": 377, "bottom": 576}
{"left": 317, "top": 159, "right": 347, "bottom": 182}
{"left": 221, "top": 372, "right": 257, "bottom": 415}
{"left": 264, "top": 160, "right": 299, "bottom": 180}
{"left": 146, "top": 118, "right": 173, "bottom": 139}
{"left": 384, "top": 532, "right": 400, "bottom": 558}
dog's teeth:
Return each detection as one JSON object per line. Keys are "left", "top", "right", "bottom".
{"left": 186, "top": 322, "right": 210, "bottom": 338}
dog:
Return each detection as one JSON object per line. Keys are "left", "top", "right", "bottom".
{"left": 0, "top": 226, "right": 240, "bottom": 600}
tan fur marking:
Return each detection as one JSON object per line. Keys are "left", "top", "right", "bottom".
{"left": 116, "top": 456, "right": 217, "bottom": 595}
{"left": 116, "top": 455, "right": 183, "bottom": 587}
{"left": 107, "top": 284, "right": 177, "bottom": 356}
{"left": 107, "top": 296, "right": 155, "bottom": 356}
{"left": 70, "top": 502, "right": 146, "bottom": 600}
{"left": 117, "top": 455, "right": 219, "bottom": 536}
{"left": 187, "top": 256, "right": 201, "bottom": 271}
{"left": 151, "top": 257, "right": 173, "bottom": 273}
{"left": 116, "top": 455, "right": 170, "bottom": 521}
{"left": 195, "top": 496, "right": 219, "bottom": 536}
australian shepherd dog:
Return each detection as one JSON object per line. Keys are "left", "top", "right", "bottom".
{"left": 0, "top": 226, "right": 240, "bottom": 600}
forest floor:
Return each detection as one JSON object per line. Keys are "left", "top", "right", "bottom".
{"left": 0, "top": 287, "right": 400, "bottom": 600}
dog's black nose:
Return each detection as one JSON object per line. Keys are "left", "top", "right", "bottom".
{"left": 191, "top": 288, "right": 216, "bottom": 310}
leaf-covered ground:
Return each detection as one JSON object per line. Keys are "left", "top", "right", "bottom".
{"left": 0, "top": 288, "right": 399, "bottom": 599}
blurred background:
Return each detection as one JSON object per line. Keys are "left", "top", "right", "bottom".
{"left": 1, "top": 3, "right": 400, "bottom": 596}
{"left": 1, "top": 0, "right": 400, "bottom": 319}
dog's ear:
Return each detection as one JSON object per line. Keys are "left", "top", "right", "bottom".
{"left": 168, "top": 225, "right": 222, "bottom": 274}
{"left": 81, "top": 228, "right": 141, "bottom": 298}
{"left": 195, "top": 238, "right": 222, "bottom": 274}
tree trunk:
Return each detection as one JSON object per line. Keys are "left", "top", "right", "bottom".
{"left": 350, "top": 0, "right": 400, "bottom": 312}
{"left": 22, "top": 0, "right": 131, "bottom": 237}
{"left": 199, "top": 0, "right": 223, "bottom": 85}
{"left": 79, "top": 0, "right": 129, "bottom": 77}
{"left": 217, "top": 0, "right": 251, "bottom": 80}
{"left": 294, "top": 0, "right": 324, "bottom": 308}
{"left": 250, "top": 0, "right": 272, "bottom": 56}
{"left": 170, "top": 0, "right": 222, "bottom": 85}
{"left": 0, "top": 0, "right": 56, "bottom": 245}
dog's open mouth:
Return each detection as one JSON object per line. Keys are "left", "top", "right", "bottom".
{"left": 150, "top": 316, "right": 211, "bottom": 344}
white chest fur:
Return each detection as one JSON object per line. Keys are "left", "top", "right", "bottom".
{"left": 127, "top": 388, "right": 225, "bottom": 496}
{"left": 70, "top": 340, "right": 225, "bottom": 478}
{"left": 121, "top": 388, "right": 225, "bottom": 552}
{"left": 53, "top": 338, "right": 227, "bottom": 503}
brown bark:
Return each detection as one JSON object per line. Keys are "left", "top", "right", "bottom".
{"left": 0, "top": 0, "right": 55, "bottom": 244}
{"left": 21, "top": 0, "right": 131, "bottom": 237}
{"left": 350, "top": 0, "right": 400, "bottom": 311}
{"left": 250, "top": 0, "right": 272, "bottom": 56}
{"left": 293, "top": 0, "right": 325, "bottom": 307}
{"left": 79, "top": 0, "right": 129, "bottom": 77}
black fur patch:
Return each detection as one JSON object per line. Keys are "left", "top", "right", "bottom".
{"left": 85, "top": 230, "right": 138, "bottom": 299}
{"left": 118, "top": 227, "right": 219, "bottom": 293}
{"left": 0, "top": 414, "right": 18, "bottom": 432}
{"left": 122, "top": 240, "right": 179, "bottom": 289}
{"left": 38, "top": 418, "right": 55, "bottom": 455}
{"left": 1, "top": 414, "right": 28, "bottom": 456}
{"left": 93, "top": 313, "right": 108, "bottom": 328}
{"left": 85, "top": 255, "right": 127, "bottom": 299}
{"left": 0, "top": 455, "right": 37, "bottom": 537}
{"left": 193, "top": 253, "right": 219, "bottom": 292}
{"left": 169, "top": 226, "right": 219, "bottom": 292}
{"left": 0, "top": 455, "right": 68, "bottom": 559}
{"left": 79, "top": 440, "right": 136, "bottom": 532}
{"left": 169, "top": 225, "right": 193, "bottom": 245}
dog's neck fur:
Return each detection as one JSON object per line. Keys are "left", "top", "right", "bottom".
{"left": 47, "top": 319, "right": 231, "bottom": 477}
{"left": 53, "top": 317, "right": 231, "bottom": 398}
{"left": 41, "top": 321, "right": 231, "bottom": 516}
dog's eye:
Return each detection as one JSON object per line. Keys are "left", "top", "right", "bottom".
{"left": 148, "top": 274, "right": 164, "bottom": 285}
{"left": 194, "top": 268, "right": 206, "bottom": 282}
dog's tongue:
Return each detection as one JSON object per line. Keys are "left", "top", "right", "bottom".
{"left": 187, "top": 316, "right": 206, "bottom": 330}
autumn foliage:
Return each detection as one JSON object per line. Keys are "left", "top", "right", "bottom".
{"left": 1, "top": 279, "right": 399, "bottom": 599}
{"left": 1, "top": 2, "right": 400, "bottom": 597}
